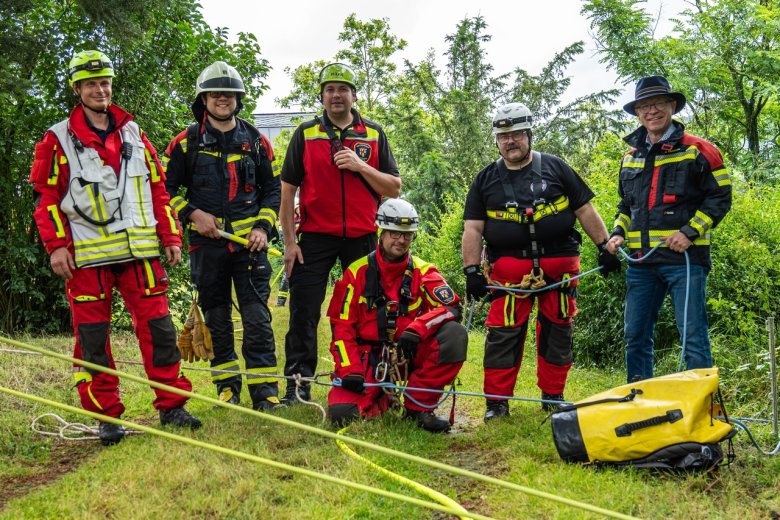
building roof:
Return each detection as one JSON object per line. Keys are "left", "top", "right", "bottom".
{"left": 253, "top": 112, "right": 315, "bottom": 129}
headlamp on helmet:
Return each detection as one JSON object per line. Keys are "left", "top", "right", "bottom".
{"left": 68, "top": 50, "right": 115, "bottom": 86}
{"left": 376, "top": 199, "right": 419, "bottom": 232}
{"left": 492, "top": 102, "right": 533, "bottom": 135}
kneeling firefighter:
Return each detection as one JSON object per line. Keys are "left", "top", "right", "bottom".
{"left": 326, "top": 199, "right": 468, "bottom": 432}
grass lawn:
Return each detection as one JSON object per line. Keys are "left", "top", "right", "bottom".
{"left": 1, "top": 286, "right": 779, "bottom": 519}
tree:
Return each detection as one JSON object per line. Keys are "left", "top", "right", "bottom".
{"left": 393, "top": 16, "right": 506, "bottom": 222}
{"left": 506, "top": 41, "right": 627, "bottom": 170}
{"left": 583, "top": 0, "right": 780, "bottom": 182}
{"left": 0, "top": 0, "right": 269, "bottom": 332}
{"left": 277, "top": 13, "right": 407, "bottom": 118}
{"left": 336, "top": 14, "right": 407, "bottom": 114}
{"left": 393, "top": 17, "right": 625, "bottom": 222}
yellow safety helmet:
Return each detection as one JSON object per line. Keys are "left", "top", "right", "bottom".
{"left": 318, "top": 62, "right": 357, "bottom": 90}
{"left": 68, "top": 50, "right": 114, "bottom": 86}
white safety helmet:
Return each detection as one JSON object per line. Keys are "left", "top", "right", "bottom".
{"left": 195, "top": 61, "right": 245, "bottom": 97}
{"left": 192, "top": 61, "right": 245, "bottom": 121}
{"left": 376, "top": 198, "right": 419, "bottom": 232}
{"left": 492, "top": 102, "right": 533, "bottom": 135}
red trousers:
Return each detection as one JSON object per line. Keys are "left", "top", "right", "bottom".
{"left": 484, "top": 256, "right": 579, "bottom": 397}
{"left": 66, "top": 259, "right": 192, "bottom": 418}
{"left": 328, "top": 324, "right": 465, "bottom": 417}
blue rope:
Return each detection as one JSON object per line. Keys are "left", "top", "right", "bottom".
{"left": 332, "top": 378, "right": 573, "bottom": 408}
{"left": 718, "top": 416, "right": 780, "bottom": 456}
{"left": 485, "top": 266, "right": 603, "bottom": 295}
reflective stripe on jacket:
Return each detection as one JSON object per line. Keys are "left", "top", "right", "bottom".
{"left": 50, "top": 120, "right": 160, "bottom": 267}
{"left": 162, "top": 118, "right": 279, "bottom": 247}
{"left": 613, "top": 121, "right": 731, "bottom": 266}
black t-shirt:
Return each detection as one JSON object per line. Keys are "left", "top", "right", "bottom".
{"left": 463, "top": 152, "right": 594, "bottom": 258}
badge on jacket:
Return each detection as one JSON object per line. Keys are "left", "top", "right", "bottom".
{"left": 432, "top": 284, "right": 455, "bottom": 304}
{"left": 354, "top": 143, "right": 371, "bottom": 162}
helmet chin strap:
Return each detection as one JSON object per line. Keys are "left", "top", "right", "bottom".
{"left": 205, "top": 108, "right": 235, "bottom": 122}
{"left": 81, "top": 101, "right": 110, "bottom": 115}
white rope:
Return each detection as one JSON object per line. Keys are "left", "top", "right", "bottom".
{"left": 31, "top": 413, "right": 142, "bottom": 441}
{"left": 290, "top": 374, "right": 327, "bottom": 422}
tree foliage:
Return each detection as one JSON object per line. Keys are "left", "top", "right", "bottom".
{"left": 583, "top": 0, "right": 780, "bottom": 182}
{"left": 0, "top": 0, "right": 268, "bottom": 332}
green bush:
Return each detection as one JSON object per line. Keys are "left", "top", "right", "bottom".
{"left": 575, "top": 137, "right": 780, "bottom": 408}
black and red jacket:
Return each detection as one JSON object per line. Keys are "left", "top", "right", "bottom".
{"left": 281, "top": 110, "right": 399, "bottom": 238}
{"left": 163, "top": 117, "right": 279, "bottom": 248}
{"left": 614, "top": 121, "right": 732, "bottom": 266}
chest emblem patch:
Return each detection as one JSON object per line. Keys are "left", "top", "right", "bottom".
{"left": 529, "top": 180, "right": 547, "bottom": 194}
{"left": 353, "top": 143, "right": 372, "bottom": 162}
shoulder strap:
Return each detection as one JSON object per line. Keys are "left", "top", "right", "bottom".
{"left": 184, "top": 122, "right": 201, "bottom": 187}
{"left": 321, "top": 114, "right": 380, "bottom": 204}
{"left": 237, "top": 117, "right": 267, "bottom": 160}
{"left": 531, "top": 151, "right": 544, "bottom": 204}
{"left": 364, "top": 251, "right": 383, "bottom": 311}
{"left": 495, "top": 158, "right": 520, "bottom": 211}
{"left": 319, "top": 115, "right": 341, "bottom": 144}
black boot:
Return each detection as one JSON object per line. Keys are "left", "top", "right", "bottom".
{"left": 541, "top": 392, "right": 565, "bottom": 412}
{"left": 484, "top": 399, "right": 510, "bottom": 422}
{"left": 253, "top": 396, "right": 285, "bottom": 411}
{"left": 160, "top": 407, "right": 203, "bottom": 429}
{"left": 217, "top": 386, "right": 240, "bottom": 405}
{"left": 99, "top": 422, "right": 125, "bottom": 446}
{"left": 403, "top": 409, "right": 451, "bottom": 433}
{"left": 280, "top": 382, "right": 311, "bottom": 405}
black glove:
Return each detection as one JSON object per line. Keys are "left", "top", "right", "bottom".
{"left": 597, "top": 240, "right": 621, "bottom": 277}
{"left": 464, "top": 265, "right": 488, "bottom": 300}
{"left": 340, "top": 374, "right": 365, "bottom": 394}
{"left": 397, "top": 330, "right": 421, "bottom": 361}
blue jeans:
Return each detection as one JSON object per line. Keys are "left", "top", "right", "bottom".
{"left": 624, "top": 263, "right": 712, "bottom": 382}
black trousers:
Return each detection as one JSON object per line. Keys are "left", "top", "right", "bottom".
{"left": 190, "top": 244, "right": 277, "bottom": 403}
{"left": 284, "top": 232, "right": 376, "bottom": 379}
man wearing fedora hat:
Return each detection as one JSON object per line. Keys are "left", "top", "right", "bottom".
{"left": 604, "top": 75, "right": 732, "bottom": 383}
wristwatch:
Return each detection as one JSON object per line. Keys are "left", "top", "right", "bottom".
{"left": 463, "top": 265, "right": 481, "bottom": 275}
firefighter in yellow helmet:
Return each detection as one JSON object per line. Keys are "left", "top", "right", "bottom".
{"left": 278, "top": 62, "right": 401, "bottom": 404}
{"left": 29, "top": 50, "right": 201, "bottom": 446}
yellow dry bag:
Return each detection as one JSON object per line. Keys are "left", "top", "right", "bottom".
{"left": 551, "top": 368, "right": 736, "bottom": 470}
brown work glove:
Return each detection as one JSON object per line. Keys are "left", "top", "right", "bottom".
{"left": 191, "top": 300, "right": 214, "bottom": 361}
{"left": 176, "top": 303, "right": 197, "bottom": 363}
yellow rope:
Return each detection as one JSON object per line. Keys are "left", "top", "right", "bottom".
{"left": 0, "top": 335, "right": 637, "bottom": 520}
{"left": 0, "top": 385, "right": 474, "bottom": 518}
{"left": 336, "top": 426, "right": 481, "bottom": 520}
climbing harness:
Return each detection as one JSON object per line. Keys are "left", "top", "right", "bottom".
{"left": 493, "top": 151, "right": 548, "bottom": 293}
{"left": 363, "top": 251, "right": 414, "bottom": 407}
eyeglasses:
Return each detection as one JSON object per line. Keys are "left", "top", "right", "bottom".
{"left": 634, "top": 99, "right": 672, "bottom": 114}
{"left": 386, "top": 231, "right": 414, "bottom": 241}
{"left": 207, "top": 91, "right": 237, "bottom": 99}
{"left": 496, "top": 130, "right": 527, "bottom": 143}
